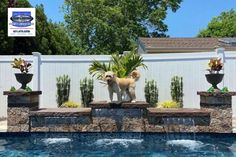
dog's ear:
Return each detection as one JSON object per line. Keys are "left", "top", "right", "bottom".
{"left": 102, "top": 73, "right": 106, "bottom": 81}
{"left": 112, "top": 73, "right": 117, "bottom": 78}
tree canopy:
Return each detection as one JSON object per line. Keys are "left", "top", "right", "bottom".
{"left": 198, "top": 9, "right": 236, "bottom": 37}
{"left": 64, "top": 0, "right": 182, "bottom": 54}
{"left": 0, "top": 0, "right": 76, "bottom": 55}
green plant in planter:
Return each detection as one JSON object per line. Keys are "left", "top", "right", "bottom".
{"left": 207, "top": 58, "right": 223, "bottom": 74}
{"left": 11, "top": 58, "right": 33, "bottom": 90}
{"left": 80, "top": 77, "right": 94, "bottom": 107}
{"left": 205, "top": 58, "right": 224, "bottom": 90}
{"left": 56, "top": 74, "right": 71, "bottom": 107}
{"left": 144, "top": 79, "right": 158, "bottom": 107}
{"left": 171, "top": 76, "right": 183, "bottom": 108}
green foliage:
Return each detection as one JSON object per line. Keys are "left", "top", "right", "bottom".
{"left": 207, "top": 87, "right": 214, "bottom": 93}
{"left": 80, "top": 77, "right": 94, "bottom": 107}
{"left": 89, "top": 51, "right": 147, "bottom": 79}
{"left": 56, "top": 75, "right": 71, "bottom": 107}
{"left": 10, "top": 86, "right": 16, "bottom": 92}
{"left": 9, "top": 86, "right": 31, "bottom": 92}
{"left": 221, "top": 87, "right": 229, "bottom": 93}
{"left": 198, "top": 9, "right": 236, "bottom": 37}
{"left": 61, "top": 101, "right": 80, "bottom": 108}
{"left": 158, "top": 100, "right": 180, "bottom": 108}
{"left": 0, "top": 0, "right": 76, "bottom": 55}
{"left": 64, "top": 0, "right": 182, "bottom": 54}
{"left": 170, "top": 76, "right": 183, "bottom": 108}
{"left": 144, "top": 80, "right": 158, "bottom": 107}
{"left": 25, "top": 86, "right": 32, "bottom": 92}
{"left": 0, "top": 0, "right": 13, "bottom": 54}
{"left": 207, "top": 86, "right": 229, "bottom": 93}
{"left": 111, "top": 52, "right": 147, "bottom": 78}
{"left": 89, "top": 61, "right": 112, "bottom": 80}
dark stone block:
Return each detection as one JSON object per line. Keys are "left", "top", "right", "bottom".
{"left": 200, "top": 95, "right": 232, "bottom": 105}
{"left": 147, "top": 108, "right": 211, "bottom": 126}
{"left": 92, "top": 108, "right": 144, "bottom": 118}
{"left": 147, "top": 108, "right": 210, "bottom": 117}
{"left": 90, "top": 101, "right": 149, "bottom": 109}
{"left": 30, "top": 116, "right": 91, "bottom": 128}
{"left": 148, "top": 116, "right": 210, "bottom": 126}
{"left": 30, "top": 108, "right": 91, "bottom": 117}
{"left": 197, "top": 91, "right": 236, "bottom": 97}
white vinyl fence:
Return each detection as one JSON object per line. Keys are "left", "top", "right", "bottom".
{"left": 1, "top": 48, "right": 236, "bottom": 118}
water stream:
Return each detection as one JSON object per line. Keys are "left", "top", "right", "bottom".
{"left": 163, "top": 117, "right": 196, "bottom": 140}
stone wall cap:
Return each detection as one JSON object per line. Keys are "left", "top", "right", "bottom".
{"left": 147, "top": 108, "right": 210, "bottom": 117}
{"left": 197, "top": 91, "right": 236, "bottom": 97}
{"left": 90, "top": 101, "right": 149, "bottom": 109}
{"left": 30, "top": 108, "right": 91, "bottom": 117}
{"left": 3, "top": 91, "right": 42, "bottom": 96}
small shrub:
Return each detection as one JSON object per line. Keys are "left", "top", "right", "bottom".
{"left": 171, "top": 76, "right": 183, "bottom": 108}
{"left": 208, "top": 86, "right": 229, "bottom": 93}
{"left": 9, "top": 86, "right": 32, "bottom": 92}
{"left": 10, "top": 86, "right": 16, "bottom": 92}
{"left": 56, "top": 74, "right": 71, "bottom": 107}
{"left": 221, "top": 87, "right": 229, "bottom": 93}
{"left": 157, "top": 100, "right": 180, "bottom": 108}
{"left": 80, "top": 77, "right": 94, "bottom": 107}
{"left": 25, "top": 86, "right": 32, "bottom": 92}
{"left": 61, "top": 101, "right": 80, "bottom": 108}
{"left": 144, "top": 79, "right": 158, "bottom": 107}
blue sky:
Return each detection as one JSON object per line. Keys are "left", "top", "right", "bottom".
{"left": 29, "top": 0, "right": 236, "bottom": 37}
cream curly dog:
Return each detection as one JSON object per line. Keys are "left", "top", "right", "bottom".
{"left": 104, "top": 70, "right": 140, "bottom": 103}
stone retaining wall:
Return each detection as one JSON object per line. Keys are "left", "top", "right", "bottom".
{"left": 4, "top": 91, "right": 41, "bottom": 132}
{"left": 4, "top": 91, "right": 236, "bottom": 133}
{"left": 197, "top": 92, "right": 236, "bottom": 133}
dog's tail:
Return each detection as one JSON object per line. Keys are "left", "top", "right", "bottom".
{"left": 130, "top": 70, "right": 140, "bottom": 81}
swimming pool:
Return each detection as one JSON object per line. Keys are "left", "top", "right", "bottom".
{"left": 0, "top": 132, "right": 236, "bottom": 157}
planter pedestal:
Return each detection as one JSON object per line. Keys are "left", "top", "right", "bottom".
{"left": 197, "top": 91, "right": 236, "bottom": 133}
{"left": 3, "top": 91, "right": 41, "bottom": 132}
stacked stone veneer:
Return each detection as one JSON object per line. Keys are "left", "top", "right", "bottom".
{"left": 146, "top": 108, "right": 210, "bottom": 132}
{"left": 30, "top": 108, "right": 91, "bottom": 132}
{"left": 4, "top": 91, "right": 235, "bottom": 133}
{"left": 87, "top": 101, "right": 147, "bottom": 132}
{"left": 3, "top": 91, "right": 41, "bottom": 132}
{"left": 197, "top": 91, "right": 236, "bottom": 133}
{"left": 29, "top": 102, "right": 148, "bottom": 132}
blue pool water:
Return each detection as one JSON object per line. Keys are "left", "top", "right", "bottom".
{"left": 0, "top": 133, "right": 236, "bottom": 157}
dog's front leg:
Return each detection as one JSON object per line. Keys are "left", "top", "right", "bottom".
{"left": 108, "top": 91, "right": 114, "bottom": 102}
{"left": 107, "top": 86, "right": 114, "bottom": 102}
{"left": 117, "top": 92, "right": 122, "bottom": 103}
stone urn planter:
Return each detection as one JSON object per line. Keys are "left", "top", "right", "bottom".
{"left": 15, "top": 73, "right": 33, "bottom": 90}
{"left": 205, "top": 73, "right": 224, "bottom": 89}
{"left": 11, "top": 58, "right": 33, "bottom": 90}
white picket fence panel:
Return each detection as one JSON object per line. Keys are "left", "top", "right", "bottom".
{"left": 0, "top": 49, "right": 236, "bottom": 118}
